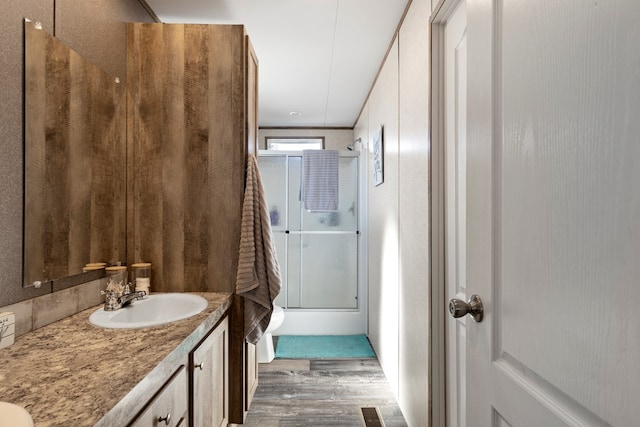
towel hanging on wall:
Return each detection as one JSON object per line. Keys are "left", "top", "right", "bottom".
{"left": 302, "top": 149, "right": 339, "bottom": 211}
{"left": 236, "top": 154, "right": 282, "bottom": 344}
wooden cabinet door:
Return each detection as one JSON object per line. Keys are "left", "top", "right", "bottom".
{"left": 130, "top": 366, "right": 188, "bottom": 427}
{"left": 245, "top": 341, "right": 258, "bottom": 411}
{"left": 127, "top": 23, "right": 249, "bottom": 294}
{"left": 192, "top": 317, "right": 229, "bottom": 427}
{"left": 246, "top": 36, "right": 258, "bottom": 156}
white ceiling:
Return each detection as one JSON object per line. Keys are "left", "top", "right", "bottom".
{"left": 143, "top": 0, "right": 409, "bottom": 128}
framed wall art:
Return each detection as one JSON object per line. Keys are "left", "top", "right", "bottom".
{"left": 372, "top": 125, "right": 384, "bottom": 186}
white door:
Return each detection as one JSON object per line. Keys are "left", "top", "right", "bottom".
{"left": 465, "top": 1, "right": 640, "bottom": 426}
{"left": 444, "top": 1, "right": 467, "bottom": 427}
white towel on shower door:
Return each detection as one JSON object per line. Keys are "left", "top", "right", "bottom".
{"left": 302, "top": 149, "right": 339, "bottom": 211}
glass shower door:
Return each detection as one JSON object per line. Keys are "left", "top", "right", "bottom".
{"left": 258, "top": 152, "right": 359, "bottom": 310}
{"left": 297, "top": 233, "right": 358, "bottom": 308}
{"left": 258, "top": 155, "right": 288, "bottom": 308}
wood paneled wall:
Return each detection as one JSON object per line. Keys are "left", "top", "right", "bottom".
{"left": 127, "top": 23, "right": 256, "bottom": 293}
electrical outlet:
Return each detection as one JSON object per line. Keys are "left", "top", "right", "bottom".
{"left": 0, "top": 312, "right": 15, "bottom": 349}
{"left": 0, "top": 312, "right": 15, "bottom": 327}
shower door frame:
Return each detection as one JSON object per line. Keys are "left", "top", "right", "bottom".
{"left": 258, "top": 150, "right": 368, "bottom": 335}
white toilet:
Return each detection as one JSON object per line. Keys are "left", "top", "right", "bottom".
{"left": 257, "top": 305, "right": 284, "bottom": 363}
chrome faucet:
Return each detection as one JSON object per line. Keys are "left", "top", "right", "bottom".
{"left": 118, "top": 289, "right": 147, "bottom": 307}
{"left": 101, "top": 282, "right": 147, "bottom": 311}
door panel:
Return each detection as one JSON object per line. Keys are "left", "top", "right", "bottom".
{"left": 444, "top": 1, "right": 467, "bottom": 426}
{"left": 495, "top": 414, "right": 512, "bottom": 427}
{"left": 467, "top": 0, "right": 640, "bottom": 425}
{"left": 192, "top": 318, "right": 228, "bottom": 427}
{"left": 299, "top": 234, "right": 358, "bottom": 309}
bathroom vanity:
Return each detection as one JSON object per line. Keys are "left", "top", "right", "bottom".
{"left": 0, "top": 292, "right": 233, "bottom": 426}
{"left": 8, "top": 19, "right": 260, "bottom": 427}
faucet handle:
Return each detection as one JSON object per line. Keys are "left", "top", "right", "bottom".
{"left": 100, "top": 290, "right": 119, "bottom": 311}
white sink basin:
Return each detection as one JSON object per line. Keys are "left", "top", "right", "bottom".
{"left": 0, "top": 402, "right": 33, "bottom": 427}
{"left": 89, "top": 293, "right": 208, "bottom": 329}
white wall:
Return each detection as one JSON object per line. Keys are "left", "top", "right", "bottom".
{"left": 258, "top": 128, "right": 354, "bottom": 151}
{"left": 356, "top": 39, "right": 401, "bottom": 395}
{"left": 354, "top": 0, "right": 432, "bottom": 425}
{"left": 398, "top": 0, "right": 431, "bottom": 425}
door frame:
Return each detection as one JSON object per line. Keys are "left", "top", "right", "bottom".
{"left": 429, "top": 0, "right": 466, "bottom": 426}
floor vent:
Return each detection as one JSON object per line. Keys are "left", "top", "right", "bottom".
{"left": 360, "top": 406, "right": 385, "bottom": 427}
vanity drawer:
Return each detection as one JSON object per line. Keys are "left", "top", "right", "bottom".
{"left": 130, "top": 366, "right": 188, "bottom": 427}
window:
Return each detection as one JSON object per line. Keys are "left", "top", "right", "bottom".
{"left": 266, "top": 137, "right": 324, "bottom": 151}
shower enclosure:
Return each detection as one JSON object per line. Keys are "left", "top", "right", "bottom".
{"left": 258, "top": 150, "right": 366, "bottom": 335}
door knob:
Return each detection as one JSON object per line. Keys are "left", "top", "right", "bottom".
{"left": 449, "top": 294, "right": 484, "bottom": 322}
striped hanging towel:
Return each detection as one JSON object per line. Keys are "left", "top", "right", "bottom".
{"left": 302, "top": 149, "right": 339, "bottom": 211}
{"left": 236, "top": 154, "right": 282, "bottom": 344}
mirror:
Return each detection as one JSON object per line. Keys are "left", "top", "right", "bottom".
{"left": 23, "top": 20, "right": 126, "bottom": 287}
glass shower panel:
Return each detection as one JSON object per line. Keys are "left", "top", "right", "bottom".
{"left": 302, "top": 157, "right": 359, "bottom": 232}
{"left": 272, "top": 232, "right": 287, "bottom": 307}
{"left": 299, "top": 234, "right": 358, "bottom": 309}
{"left": 258, "top": 156, "right": 287, "bottom": 232}
{"left": 288, "top": 156, "right": 302, "bottom": 231}
{"left": 287, "top": 233, "right": 302, "bottom": 307}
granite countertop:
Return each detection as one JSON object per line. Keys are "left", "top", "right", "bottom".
{"left": 0, "top": 292, "right": 233, "bottom": 427}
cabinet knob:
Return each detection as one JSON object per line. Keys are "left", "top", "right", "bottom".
{"left": 158, "top": 413, "right": 171, "bottom": 425}
{"left": 195, "top": 362, "right": 205, "bottom": 371}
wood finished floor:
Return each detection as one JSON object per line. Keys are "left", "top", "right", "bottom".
{"left": 242, "top": 358, "right": 408, "bottom": 427}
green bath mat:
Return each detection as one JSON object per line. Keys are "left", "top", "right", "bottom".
{"left": 275, "top": 334, "right": 376, "bottom": 359}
